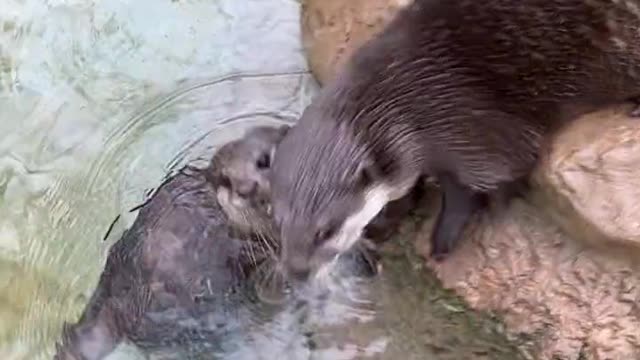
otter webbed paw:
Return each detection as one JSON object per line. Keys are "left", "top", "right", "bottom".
{"left": 429, "top": 174, "right": 486, "bottom": 261}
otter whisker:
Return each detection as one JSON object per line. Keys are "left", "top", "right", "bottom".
{"left": 245, "top": 241, "right": 259, "bottom": 268}
{"left": 255, "top": 231, "right": 277, "bottom": 258}
{"left": 236, "top": 208, "right": 278, "bottom": 260}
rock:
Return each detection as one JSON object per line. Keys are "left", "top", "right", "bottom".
{"left": 301, "top": 0, "right": 412, "bottom": 84}
{"left": 300, "top": 1, "right": 640, "bottom": 359}
{"left": 413, "top": 194, "right": 640, "bottom": 360}
{"left": 533, "top": 103, "right": 640, "bottom": 250}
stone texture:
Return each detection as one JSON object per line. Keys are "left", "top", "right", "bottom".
{"left": 532, "top": 104, "right": 640, "bottom": 250}
{"left": 300, "top": 0, "right": 412, "bottom": 84}
{"left": 300, "top": 1, "right": 640, "bottom": 359}
{"left": 413, "top": 195, "right": 640, "bottom": 360}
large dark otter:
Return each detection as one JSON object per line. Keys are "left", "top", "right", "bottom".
{"left": 270, "top": 0, "right": 640, "bottom": 281}
{"left": 53, "top": 125, "right": 289, "bottom": 360}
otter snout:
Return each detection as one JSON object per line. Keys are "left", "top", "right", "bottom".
{"left": 279, "top": 231, "right": 315, "bottom": 283}
{"left": 280, "top": 238, "right": 341, "bottom": 285}
{"left": 234, "top": 179, "right": 258, "bottom": 198}
{"left": 282, "top": 254, "right": 312, "bottom": 283}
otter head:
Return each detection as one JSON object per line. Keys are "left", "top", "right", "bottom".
{"left": 270, "top": 115, "right": 416, "bottom": 283}
{"left": 210, "top": 124, "right": 290, "bottom": 236}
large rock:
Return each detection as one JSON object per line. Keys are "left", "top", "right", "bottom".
{"left": 301, "top": 1, "right": 640, "bottom": 359}
{"left": 300, "top": 0, "right": 412, "bottom": 84}
{"left": 413, "top": 196, "right": 640, "bottom": 360}
{"left": 533, "top": 104, "right": 640, "bottom": 249}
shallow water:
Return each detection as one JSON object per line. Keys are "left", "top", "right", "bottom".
{"left": 0, "top": 1, "right": 526, "bottom": 359}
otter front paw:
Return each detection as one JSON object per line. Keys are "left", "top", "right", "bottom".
{"left": 429, "top": 221, "right": 462, "bottom": 261}
{"left": 428, "top": 174, "right": 485, "bottom": 261}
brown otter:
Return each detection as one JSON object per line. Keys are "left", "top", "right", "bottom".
{"left": 270, "top": 0, "right": 640, "bottom": 281}
{"left": 53, "top": 125, "right": 289, "bottom": 360}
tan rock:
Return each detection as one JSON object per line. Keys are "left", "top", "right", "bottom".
{"left": 301, "top": 0, "right": 412, "bottom": 84}
{"left": 413, "top": 195, "right": 640, "bottom": 360}
{"left": 533, "top": 103, "right": 640, "bottom": 250}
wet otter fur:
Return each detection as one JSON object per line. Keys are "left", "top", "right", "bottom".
{"left": 270, "top": 0, "right": 640, "bottom": 280}
{"left": 209, "top": 125, "right": 290, "bottom": 239}
{"left": 53, "top": 126, "right": 289, "bottom": 360}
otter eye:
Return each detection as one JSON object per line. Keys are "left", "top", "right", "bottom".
{"left": 313, "top": 225, "right": 337, "bottom": 246}
{"left": 256, "top": 152, "right": 271, "bottom": 169}
{"left": 357, "top": 166, "right": 375, "bottom": 189}
{"left": 219, "top": 175, "right": 232, "bottom": 189}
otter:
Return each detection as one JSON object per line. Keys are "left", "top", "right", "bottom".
{"left": 209, "top": 125, "right": 291, "bottom": 239}
{"left": 270, "top": 0, "right": 640, "bottom": 281}
{"left": 53, "top": 123, "right": 387, "bottom": 360}
{"left": 53, "top": 125, "right": 289, "bottom": 360}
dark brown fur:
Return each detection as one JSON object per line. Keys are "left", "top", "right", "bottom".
{"left": 271, "top": 0, "right": 640, "bottom": 279}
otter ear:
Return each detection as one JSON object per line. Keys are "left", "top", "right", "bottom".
{"left": 277, "top": 124, "right": 291, "bottom": 137}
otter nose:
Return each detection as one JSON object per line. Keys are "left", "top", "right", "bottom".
{"left": 234, "top": 180, "right": 257, "bottom": 198}
{"left": 284, "top": 256, "right": 311, "bottom": 283}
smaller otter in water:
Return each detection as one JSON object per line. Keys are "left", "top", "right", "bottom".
{"left": 270, "top": 0, "right": 640, "bottom": 281}
{"left": 53, "top": 125, "right": 289, "bottom": 360}
{"left": 209, "top": 125, "right": 289, "bottom": 239}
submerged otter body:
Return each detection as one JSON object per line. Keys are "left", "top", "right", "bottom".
{"left": 271, "top": 0, "right": 640, "bottom": 280}
{"left": 54, "top": 126, "right": 289, "bottom": 360}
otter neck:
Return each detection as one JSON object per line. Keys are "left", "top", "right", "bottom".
{"left": 319, "top": 66, "right": 435, "bottom": 181}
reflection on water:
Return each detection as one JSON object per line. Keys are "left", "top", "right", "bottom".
{"left": 0, "top": 0, "right": 526, "bottom": 359}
